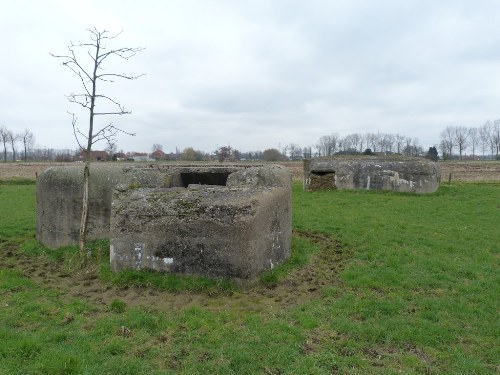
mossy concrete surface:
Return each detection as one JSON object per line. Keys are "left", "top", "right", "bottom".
{"left": 110, "top": 165, "right": 292, "bottom": 280}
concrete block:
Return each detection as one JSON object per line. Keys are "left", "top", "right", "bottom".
{"left": 110, "top": 165, "right": 292, "bottom": 280}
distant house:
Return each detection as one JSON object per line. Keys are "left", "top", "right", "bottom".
{"left": 77, "top": 150, "right": 109, "bottom": 162}
{"left": 150, "top": 149, "right": 167, "bottom": 160}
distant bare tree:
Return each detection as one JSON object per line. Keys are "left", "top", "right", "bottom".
{"left": 0, "top": 126, "right": 9, "bottom": 162}
{"left": 479, "top": 121, "right": 491, "bottom": 157}
{"left": 286, "top": 143, "right": 302, "bottom": 160}
{"left": 352, "top": 133, "right": 363, "bottom": 152}
{"left": 315, "top": 134, "right": 337, "bottom": 156}
{"left": 381, "top": 133, "right": 395, "bottom": 153}
{"left": 440, "top": 127, "right": 455, "bottom": 160}
{"left": 401, "top": 137, "right": 421, "bottom": 157}
{"left": 395, "top": 133, "right": 405, "bottom": 154}
{"left": 493, "top": 119, "right": 500, "bottom": 158}
{"left": 468, "top": 127, "right": 479, "bottom": 158}
{"left": 403, "top": 137, "right": 413, "bottom": 156}
{"left": 342, "top": 134, "right": 358, "bottom": 152}
{"left": 302, "top": 146, "right": 312, "bottom": 159}
{"left": 152, "top": 143, "right": 163, "bottom": 152}
{"left": 20, "top": 129, "right": 35, "bottom": 162}
{"left": 454, "top": 126, "right": 469, "bottom": 160}
{"left": 8, "top": 131, "right": 19, "bottom": 161}
{"left": 366, "top": 133, "right": 379, "bottom": 153}
{"left": 105, "top": 139, "right": 117, "bottom": 159}
{"left": 51, "top": 27, "right": 144, "bottom": 256}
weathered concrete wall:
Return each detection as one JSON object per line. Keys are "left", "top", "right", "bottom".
{"left": 36, "top": 166, "right": 122, "bottom": 248}
{"left": 304, "top": 156, "right": 441, "bottom": 193}
{"left": 36, "top": 164, "right": 179, "bottom": 249}
{"left": 110, "top": 165, "right": 292, "bottom": 280}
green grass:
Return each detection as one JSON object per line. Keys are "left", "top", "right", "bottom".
{"left": 0, "top": 184, "right": 36, "bottom": 243}
{"left": 260, "top": 235, "right": 319, "bottom": 286}
{"left": 1, "top": 181, "right": 499, "bottom": 374}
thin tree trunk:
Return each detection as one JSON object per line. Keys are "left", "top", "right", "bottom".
{"left": 79, "top": 160, "right": 90, "bottom": 256}
{"left": 79, "top": 40, "right": 99, "bottom": 257}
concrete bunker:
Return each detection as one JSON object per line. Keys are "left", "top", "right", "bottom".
{"left": 36, "top": 164, "right": 292, "bottom": 280}
{"left": 304, "top": 156, "right": 441, "bottom": 194}
{"left": 110, "top": 165, "right": 292, "bottom": 280}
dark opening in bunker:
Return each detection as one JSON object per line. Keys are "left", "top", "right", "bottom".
{"left": 180, "top": 172, "right": 231, "bottom": 187}
{"left": 309, "top": 170, "right": 336, "bottom": 190}
{"left": 311, "top": 170, "right": 335, "bottom": 176}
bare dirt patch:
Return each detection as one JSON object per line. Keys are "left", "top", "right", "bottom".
{"left": 0, "top": 162, "right": 73, "bottom": 180}
{"left": 438, "top": 161, "right": 500, "bottom": 181}
{"left": 0, "top": 231, "right": 348, "bottom": 314}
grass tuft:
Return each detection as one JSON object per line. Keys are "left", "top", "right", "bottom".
{"left": 110, "top": 299, "right": 127, "bottom": 313}
{"left": 260, "top": 235, "right": 319, "bottom": 286}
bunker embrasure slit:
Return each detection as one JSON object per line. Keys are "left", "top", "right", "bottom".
{"left": 311, "top": 170, "right": 334, "bottom": 176}
{"left": 309, "top": 170, "right": 336, "bottom": 190}
{"left": 180, "top": 171, "right": 231, "bottom": 187}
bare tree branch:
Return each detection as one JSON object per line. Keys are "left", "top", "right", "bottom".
{"left": 69, "top": 112, "right": 85, "bottom": 151}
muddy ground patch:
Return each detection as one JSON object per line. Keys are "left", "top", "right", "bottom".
{"left": 0, "top": 231, "right": 349, "bottom": 314}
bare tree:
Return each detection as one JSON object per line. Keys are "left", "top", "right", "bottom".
{"left": 454, "top": 126, "right": 469, "bottom": 160}
{"left": 366, "top": 133, "right": 379, "bottom": 153}
{"left": 479, "top": 121, "right": 491, "bottom": 158}
{"left": 20, "top": 129, "right": 35, "bottom": 162}
{"left": 403, "top": 137, "right": 413, "bottom": 156}
{"left": 286, "top": 143, "right": 302, "bottom": 160}
{"left": 52, "top": 27, "right": 144, "bottom": 256}
{"left": 315, "top": 134, "right": 337, "bottom": 156}
{"left": 440, "top": 126, "right": 455, "bottom": 160}
{"left": 493, "top": 119, "right": 500, "bottom": 158}
{"left": 359, "top": 133, "right": 367, "bottom": 153}
{"left": 152, "top": 143, "right": 163, "bottom": 152}
{"left": 381, "top": 133, "right": 395, "bottom": 153}
{"left": 8, "top": 131, "right": 19, "bottom": 161}
{"left": 468, "top": 127, "right": 479, "bottom": 158}
{"left": 402, "top": 137, "right": 421, "bottom": 156}
{"left": 105, "top": 139, "right": 117, "bottom": 159}
{"left": 342, "top": 134, "right": 358, "bottom": 152}
{"left": 354, "top": 133, "right": 363, "bottom": 152}
{"left": 395, "top": 133, "right": 405, "bottom": 154}
{"left": 0, "top": 126, "right": 9, "bottom": 162}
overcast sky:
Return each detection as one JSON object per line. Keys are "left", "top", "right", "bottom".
{"left": 2, "top": 0, "right": 500, "bottom": 154}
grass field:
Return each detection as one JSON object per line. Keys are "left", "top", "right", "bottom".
{"left": 0, "top": 179, "right": 498, "bottom": 374}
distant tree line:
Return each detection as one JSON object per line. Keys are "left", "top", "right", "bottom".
{"left": 3, "top": 122, "right": 500, "bottom": 163}
{"left": 0, "top": 126, "right": 35, "bottom": 162}
{"left": 312, "top": 132, "right": 423, "bottom": 157}
{"left": 439, "top": 121, "right": 500, "bottom": 160}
